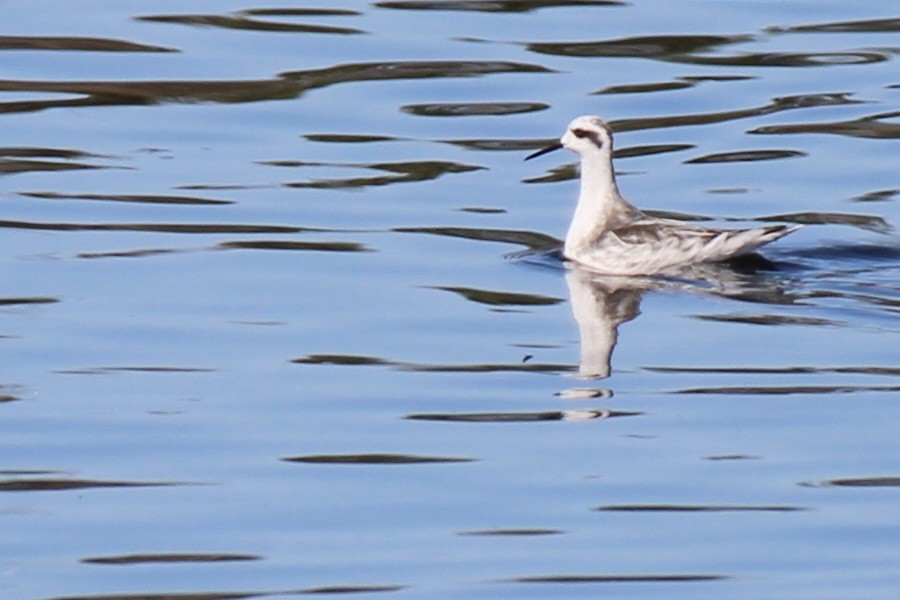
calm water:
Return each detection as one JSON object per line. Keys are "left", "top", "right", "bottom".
{"left": 2, "top": 1, "right": 898, "bottom": 599}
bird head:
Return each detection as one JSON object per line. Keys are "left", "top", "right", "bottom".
{"left": 526, "top": 115, "right": 613, "bottom": 161}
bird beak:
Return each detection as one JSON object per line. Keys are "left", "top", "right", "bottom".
{"left": 525, "top": 142, "right": 563, "bottom": 161}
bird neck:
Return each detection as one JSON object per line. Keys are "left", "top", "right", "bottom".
{"left": 565, "top": 151, "right": 635, "bottom": 256}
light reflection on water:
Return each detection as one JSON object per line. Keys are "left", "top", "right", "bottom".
{"left": 1, "top": 1, "right": 898, "bottom": 599}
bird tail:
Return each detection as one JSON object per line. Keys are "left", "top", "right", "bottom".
{"left": 758, "top": 224, "right": 802, "bottom": 243}
{"left": 707, "top": 224, "right": 800, "bottom": 262}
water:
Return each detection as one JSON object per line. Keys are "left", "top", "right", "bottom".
{"left": 1, "top": 2, "right": 898, "bottom": 599}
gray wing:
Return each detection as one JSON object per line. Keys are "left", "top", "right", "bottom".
{"left": 580, "top": 219, "right": 796, "bottom": 274}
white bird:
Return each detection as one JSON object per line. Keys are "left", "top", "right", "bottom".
{"left": 526, "top": 115, "right": 799, "bottom": 275}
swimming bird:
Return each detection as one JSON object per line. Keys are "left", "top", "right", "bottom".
{"left": 526, "top": 115, "right": 799, "bottom": 275}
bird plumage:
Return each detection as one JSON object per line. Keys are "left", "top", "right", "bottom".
{"left": 526, "top": 115, "right": 798, "bottom": 275}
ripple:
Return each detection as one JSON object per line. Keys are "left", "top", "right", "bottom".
{"left": 594, "top": 74, "right": 753, "bottom": 95}
{"left": 43, "top": 584, "right": 405, "bottom": 600}
{"left": 0, "top": 35, "right": 176, "bottom": 52}
{"left": 0, "top": 60, "right": 551, "bottom": 114}
{"left": 279, "top": 59, "right": 554, "bottom": 82}
{"left": 426, "top": 285, "right": 563, "bottom": 306}
{"left": 609, "top": 92, "right": 864, "bottom": 133}
{"left": 292, "top": 354, "right": 391, "bottom": 367}
{"left": 279, "top": 159, "right": 484, "bottom": 189}
{"left": 81, "top": 553, "right": 261, "bottom": 565}
{"left": 685, "top": 149, "right": 806, "bottom": 163}
{"left": 441, "top": 137, "right": 561, "bottom": 151}
{"left": 137, "top": 11, "right": 365, "bottom": 35}
{"left": 645, "top": 365, "right": 900, "bottom": 376}
{"left": 376, "top": 1, "right": 625, "bottom": 12}
{"left": 395, "top": 226, "right": 560, "bottom": 252}
{"left": 0, "top": 296, "right": 59, "bottom": 306}
{"left": 1, "top": 146, "right": 111, "bottom": 174}
{"left": 692, "top": 313, "right": 841, "bottom": 327}
{"left": 55, "top": 366, "right": 214, "bottom": 375}
{"left": 679, "top": 50, "right": 889, "bottom": 68}
{"left": 291, "top": 353, "right": 572, "bottom": 374}
{"left": 0, "top": 219, "right": 308, "bottom": 234}
{"left": 0, "top": 392, "right": 20, "bottom": 403}
{"left": 758, "top": 211, "right": 892, "bottom": 233}
{"left": 218, "top": 240, "right": 372, "bottom": 253}
{"left": 243, "top": 8, "right": 362, "bottom": 17}
{"left": 524, "top": 33, "right": 891, "bottom": 68}
{"left": 282, "top": 453, "right": 476, "bottom": 465}
{"left": 522, "top": 163, "right": 579, "bottom": 184}
{"left": 0, "top": 478, "right": 181, "bottom": 492}
{"left": 749, "top": 110, "right": 900, "bottom": 139}
{"left": 506, "top": 573, "right": 728, "bottom": 583}
{"left": 851, "top": 189, "right": 898, "bottom": 203}
{"left": 459, "top": 528, "right": 563, "bottom": 536}
{"left": 597, "top": 504, "right": 806, "bottom": 512}
{"left": 526, "top": 34, "right": 751, "bottom": 59}
{"left": 20, "top": 191, "right": 232, "bottom": 205}
{"left": 595, "top": 80, "right": 695, "bottom": 94}
{"left": 674, "top": 384, "right": 900, "bottom": 395}
{"left": 77, "top": 248, "right": 180, "bottom": 259}
{"left": 402, "top": 101, "right": 548, "bottom": 117}
{"left": 813, "top": 476, "right": 900, "bottom": 488}
{"left": 405, "top": 409, "right": 638, "bottom": 422}
{"left": 457, "top": 206, "right": 506, "bottom": 214}
{"left": 0, "top": 158, "right": 106, "bottom": 175}
{"left": 618, "top": 143, "right": 696, "bottom": 159}
{"left": 785, "top": 241, "right": 900, "bottom": 262}
{"left": 769, "top": 17, "right": 900, "bottom": 34}
{"left": 303, "top": 133, "right": 401, "bottom": 143}
{"left": 704, "top": 454, "right": 761, "bottom": 461}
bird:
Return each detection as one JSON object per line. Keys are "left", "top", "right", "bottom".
{"left": 525, "top": 115, "right": 799, "bottom": 275}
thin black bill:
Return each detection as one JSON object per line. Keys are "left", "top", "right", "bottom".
{"left": 524, "top": 142, "right": 562, "bottom": 160}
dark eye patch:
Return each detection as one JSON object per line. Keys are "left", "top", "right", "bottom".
{"left": 572, "top": 127, "right": 602, "bottom": 146}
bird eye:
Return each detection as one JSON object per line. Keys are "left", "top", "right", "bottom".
{"left": 572, "top": 128, "right": 590, "bottom": 139}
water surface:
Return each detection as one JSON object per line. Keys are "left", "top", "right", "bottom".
{"left": 1, "top": 2, "right": 898, "bottom": 599}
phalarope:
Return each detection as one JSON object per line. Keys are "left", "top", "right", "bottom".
{"left": 526, "top": 115, "right": 799, "bottom": 275}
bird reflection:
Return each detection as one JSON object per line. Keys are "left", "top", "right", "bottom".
{"left": 564, "top": 258, "right": 797, "bottom": 379}
{"left": 566, "top": 268, "right": 644, "bottom": 379}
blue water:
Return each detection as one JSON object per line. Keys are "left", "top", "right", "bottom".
{"left": 1, "top": 2, "right": 898, "bottom": 599}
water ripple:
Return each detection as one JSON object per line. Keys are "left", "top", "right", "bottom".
{"left": 0, "top": 296, "right": 59, "bottom": 306}
{"left": 274, "top": 159, "right": 484, "bottom": 189}
{"left": 81, "top": 553, "right": 261, "bottom": 565}
{"left": 218, "top": 240, "right": 371, "bottom": 253}
{"left": 402, "top": 101, "right": 548, "bottom": 117}
{"left": 20, "top": 191, "right": 233, "bottom": 206}
{"left": 749, "top": 110, "right": 900, "bottom": 139}
{"left": 1, "top": 147, "right": 112, "bottom": 174}
{"left": 0, "top": 60, "right": 552, "bottom": 114}
{"left": 0, "top": 35, "right": 175, "bottom": 52}
{"left": 674, "top": 384, "right": 900, "bottom": 395}
{"left": 405, "top": 409, "right": 639, "bottom": 422}
{"left": 506, "top": 573, "right": 728, "bottom": 583}
{"left": 0, "top": 478, "right": 181, "bottom": 492}
{"left": 137, "top": 10, "right": 365, "bottom": 35}
{"left": 768, "top": 17, "right": 900, "bottom": 34}
{"left": 597, "top": 504, "right": 806, "bottom": 512}
{"left": 282, "top": 453, "right": 475, "bottom": 464}
{"left": 43, "top": 585, "right": 405, "bottom": 600}
{"left": 0, "top": 219, "right": 309, "bottom": 234}
{"left": 685, "top": 149, "right": 806, "bottom": 163}
{"left": 524, "top": 32, "right": 890, "bottom": 66}
{"left": 426, "top": 285, "right": 563, "bottom": 306}
{"left": 376, "top": 1, "right": 626, "bottom": 12}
